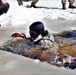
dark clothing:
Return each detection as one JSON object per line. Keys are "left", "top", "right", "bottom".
{"left": 0, "top": 2, "right": 10, "bottom": 15}
{"left": 60, "top": 30, "right": 76, "bottom": 38}
{"left": 64, "top": 62, "right": 76, "bottom": 70}
{"left": 69, "top": 63, "right": 76, "bottom": 69}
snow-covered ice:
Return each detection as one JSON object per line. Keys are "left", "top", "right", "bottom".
{"left": 0, "top": 0, "right": 76, "bottom": 27}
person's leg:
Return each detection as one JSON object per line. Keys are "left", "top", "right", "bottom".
{"left": 30, "top": 0, "right": 39, "bottom": 8}
{"left": 61, "top": 0, "right": 67, "bottom": 9}
{"left": 17, "top": 0, "right": 39, "bottom": 8}
{"left": 17, "top": 0, "right": 32, "bottom": 6}
{"left": 68, "top": 0, "right": 76, "bottom": 8}
{"left": 17, "top": 0, "right": 23, "bottom": 6}
{"left": 68, "top": 0, "right": 75, "bottom": 4}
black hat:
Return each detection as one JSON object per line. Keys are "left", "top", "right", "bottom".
{"left": 29, "top": 21, "right": 44, "bottom": 33}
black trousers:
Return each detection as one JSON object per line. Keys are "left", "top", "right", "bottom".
{"left": 0, "top": 3, "right": 10, "bottom": 15}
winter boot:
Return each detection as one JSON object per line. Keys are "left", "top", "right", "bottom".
{"left": 30, "top": 2, "right": 37, "bottom": 8}
{"left": 17, "top": 0, "right": 23, "bottom": 6}
{"left": 69, "top": 3, "right": 76, "bottom": 9}
{"left": 62, "top": 3, "right": 66, "bottom": 10}
{"left": 30, "top": 5, "right": 37, "bottom": 8}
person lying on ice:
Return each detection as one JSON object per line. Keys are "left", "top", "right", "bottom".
{"left": 12, "top": 21, "right": 54, "bottom": 48}
{"left": 0, "top": 0, "right": 10, "bottom": 15}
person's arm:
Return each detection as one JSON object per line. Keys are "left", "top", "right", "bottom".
{"left": 0, "top": 0, "right": 10, "bottom": 15}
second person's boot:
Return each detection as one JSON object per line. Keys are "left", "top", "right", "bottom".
{"left": 62, "top": 3, "right": 66, "bottom": 10}
{"left": 69, "top": 3, "right": 76, "bottom": 8}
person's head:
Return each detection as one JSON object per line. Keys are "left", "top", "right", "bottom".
{"left": 29, "top": 21, "right": 44, "bottom": 39}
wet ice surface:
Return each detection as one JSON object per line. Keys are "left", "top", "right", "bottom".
{"left": 1, "top": 50, "right": 75, "bottom": 75}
